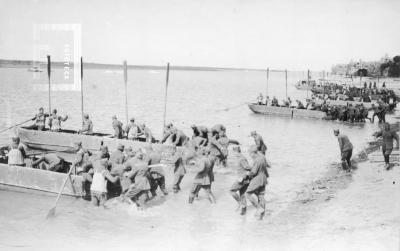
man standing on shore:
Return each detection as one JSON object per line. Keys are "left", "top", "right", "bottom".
{"left": 374, "top": 123, "right": 399, "bottom": 170}
{"left": 334, "top": 129, "right": 353, "bottom": 171}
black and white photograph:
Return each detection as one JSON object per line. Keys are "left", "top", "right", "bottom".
{"left": 0, "top": 0, "right": 399, "bottom": 250}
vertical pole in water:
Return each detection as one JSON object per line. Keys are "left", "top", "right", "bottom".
{"left": 266, "top": 68, "right": 269, "bottom": 100}
{"left": 80, "top": 57, "right": 84, "bottom": 124}
{"left": 47, "top": 55, "right": 51, "bottom": 114}
{"left": 285, "top": 69, "right": 288, "bottom": 100}
{"left": 306, "top": 69, "right": 310, "bottom": 98}
{"left": 123, "top": 60, "right": 128, "bottom": 125}
{"left": 162, "top": 63, "right": 170, "bottom": 136}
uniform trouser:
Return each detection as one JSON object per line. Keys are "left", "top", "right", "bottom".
{"left": 230, "top": 181, "right": 249, "bottom": 209}
{"left": 382, "top": 146, "right": 392, "bottom": 164}
{"left": 173, "top": 174, "right": 184, "bottom": 192}
{"left": 47, "top": 160, "right": 63, "bottom": 172}
{"left": 81, "top": 172, "right": 93, "bottom": 199}
{"left": 25, "top": 124, "right": 45, "bottom": 131}
{"left": 150, "top": 176, "right": 167, "bottom": 196}
{"left": 189, "top": 184, "right": 212, "bottom": 202}
{"left": 372, "top": 113, "right": 379, "bottom": 122}
{"left": 341, "top": 149, "right": 352, "bottom": 169}
{"left": 91, "top": 191, "right": 107, "bottom": 206}
{"left": 125, "top": 187, "right": 149, "bottom": 208}
{"left": 246, "top": 186, "right": 266, "bottom": 211}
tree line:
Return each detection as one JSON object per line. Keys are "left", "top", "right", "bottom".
{"left": 331, "top": 55, "right": 400, "bottom": 78}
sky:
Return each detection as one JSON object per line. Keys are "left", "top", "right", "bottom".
{"left": 0, "top": 0, "right": 399, "bottom": 71}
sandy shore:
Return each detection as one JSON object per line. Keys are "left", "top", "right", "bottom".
{"left": 272, "top": 149, "right": 400, "bottom": 251}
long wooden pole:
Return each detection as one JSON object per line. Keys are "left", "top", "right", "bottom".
{"left": 162, "top": 63, "right": 170, "bottom": 135}
{"left": 123, "top": 60, "right": 128, "bottom": 125}
{"left": 80, "top": 57, "right": 84, "bottom": 124}
{"left": 285, "top": 69, "right": 288, "bottom": 99}
{"left": 266, "top": 68, "right": 269, "bottom": 99}
{"left": 47, "top": 55, "right": 51, "bottom": 114}
{"left": 307, "top": 69, "right": 310, "bottom": 98}
{"left": 46, "top": 163, "right": 75, "bottom": 219}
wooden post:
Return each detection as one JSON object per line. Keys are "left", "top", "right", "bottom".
{"left": 123, "top": 60, "right": 128, "bottom": 125}
{"left": 266, "top": 68, "right": 269, "bottom": 99}
{"left": 80, "top": 57, "right": 84, "bottom": 124}
{"left": 285, "top": 69, "right": 288, "bottom": 99}
{"left": 162, "top": 63, "right": 170, "bottom": 136}
{"left": 307, "top": 69, "right": 310, "bottom": 98}
{"left": 47, "top": 55, "right": 51, "bottom": 114}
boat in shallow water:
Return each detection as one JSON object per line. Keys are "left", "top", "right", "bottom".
{"left": 0, "top": 163, "right": 82, "bottom": 196}
{"left": 17, "top": 127, "right": 176, "bottom": 155}
{"left": 248, "top": 103, "right": 327, "bottom": 119}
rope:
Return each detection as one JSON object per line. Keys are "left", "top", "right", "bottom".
{"left": 215, "top": 102, "right": 247, "bottom": 112}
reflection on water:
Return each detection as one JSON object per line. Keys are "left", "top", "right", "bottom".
{"left": 0, "top": 67, "right": 392, "bottom": 250}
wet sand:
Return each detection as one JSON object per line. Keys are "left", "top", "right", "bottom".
{"left": 0, "top": 146, "right": 398, "bottom": 251}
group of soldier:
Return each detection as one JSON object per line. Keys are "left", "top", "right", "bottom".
{"left": 5, "top": 109, "right": 270, "bottom": 219}
{"left": 257, "top": 93, "right": 390, "bottom": 123}
{"left": 4, "top": 106, "right": 398, "bottom": 220}
{"left": 65, "top": 124, "right": 269, "bottom": 219}
{"left": 335, "top": 123, "right": 399, "bottom": 171}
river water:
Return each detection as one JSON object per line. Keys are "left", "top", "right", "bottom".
{"left": 0, "top": 67, "right": 396, "bottom": 250}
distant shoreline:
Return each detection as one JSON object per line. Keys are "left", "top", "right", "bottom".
{"left": 0, "top": 59, "right": 271, "bottom": 72}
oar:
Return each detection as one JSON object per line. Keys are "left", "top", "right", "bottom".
{"left": 0, "top": 118, "right": 34, "bottom": 134}
{"left": 46, "top": 165, "right": 74, "bottom": 219}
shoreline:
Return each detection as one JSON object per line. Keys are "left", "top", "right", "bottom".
{"left": 258, "top": 121, "right": 399, "bottom": 250}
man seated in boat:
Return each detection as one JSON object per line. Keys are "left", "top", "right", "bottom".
{"left": 112, "top": 115, "right": 124, "bottom": 139}
{"left": 31, "top": 153, "right": 65, "bottom": 172}
{"left": 141, "top": 123, "right": 157, "bottom": 143}
{"left": 5, "top": 137, "right": 27, "bottom": 166}
{"left": 257, "top": 93, "right": 264, "bottom": 105}
{"left": 78, "top": 114, "right": 93, "bottom": 135}
{"left": 265, "top": 96, "right": 270, "bottom": 106}
{"left": 48, "top": 109, "right": 68, "bottom": 132}
{"left": 161, "top": 123, "right": 175, "bottom": 143}
{"left": 281, "top": 97, "right": 291, "bottom": 108}
{"left": 125, "top": 117, "right": 142, "bottom": 140}
{"left": 306, "top": 100, "right": 317, "bottom": 110}
{"left": 26, "top": 107, "right": 49, "bottom": 131}
{"left": 295, "top": 100, "right": 305, "bottom": 109}
{"left": 271, "top": 96, "right": 279, "bottom": 107}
